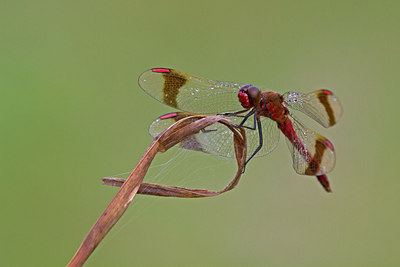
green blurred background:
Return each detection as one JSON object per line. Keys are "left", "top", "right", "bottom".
{"left": 1, "top": 0, "right": 399, "bottom": 266}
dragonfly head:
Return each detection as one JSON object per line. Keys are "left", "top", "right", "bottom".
{"left": 238, "top": 85, "right": 261, "bottom": 109}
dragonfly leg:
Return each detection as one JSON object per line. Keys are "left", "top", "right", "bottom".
{"left": 242, "top": 117, "right": 263, "bottom": 172}
{"left": 240, "top": 112, "right": 257, "bottom": 130}
{"left": 218, "top": 109, "right": 249, "bottom": 117}
{"left": 236, "top": 110, "right": 257, "bottom": 130}
{"left": 238, "top": 109, "right": 255, "bottom": 125}
{"left": 227, "top": 110, "right": 256, "bottom": 129}
{"left": 202, "top": 111, "right": 256, "bottom": 133}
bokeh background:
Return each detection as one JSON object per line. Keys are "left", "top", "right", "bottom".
{"left": 1, "top": 0, "right": 399, "bottom": 266}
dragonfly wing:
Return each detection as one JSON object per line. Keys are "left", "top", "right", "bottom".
{"left": 149, "top": 112, "right": 280, "bottom": 159}
{"left": 139, "top": 68, "right": 244, "bottom": 113}
{"left": 283, "top": 113, "right": 336, "bottom": 176}
{"left": 283, "top": 90, "right": 342, "bottom": 127}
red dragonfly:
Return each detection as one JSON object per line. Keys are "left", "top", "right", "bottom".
{"left": 139, "top": 68, "right": 342, "bottom": 192}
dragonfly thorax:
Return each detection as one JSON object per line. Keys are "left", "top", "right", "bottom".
{"left": 258, "top": 91, "right": 288, "bottom": 122}
{"left": 238, "top": 85, "right": 261, "bottom": 109}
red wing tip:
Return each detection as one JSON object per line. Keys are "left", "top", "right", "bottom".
{"left": 152, "top": 68, "right": 171, "bottom": 73}
{"left": 325, "top": 139, "right": 334, "bottom": 151}
{"left": 322, "top": 89, "right": 333, "bottom": 95}
{"left": 159, "top": 113, "right": 178, "bottom": 119}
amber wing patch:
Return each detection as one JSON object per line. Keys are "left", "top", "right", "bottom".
{"left": 161, "top": 70, "right": 188, "bottom": 108}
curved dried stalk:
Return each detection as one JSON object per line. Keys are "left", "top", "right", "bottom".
{"left": 67, "top": 115, "right": 246, "bottom": 266}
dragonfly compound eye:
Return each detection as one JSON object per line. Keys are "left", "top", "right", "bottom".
{"left": 238, "top": 85, "right": 261, "bottom": 109}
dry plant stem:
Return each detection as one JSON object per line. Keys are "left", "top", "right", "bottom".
{"left": 67, "top": 116, "right": 246, "bottom": 267}
{"left": 67, "top": 140, "right": 160, "bottom": 267}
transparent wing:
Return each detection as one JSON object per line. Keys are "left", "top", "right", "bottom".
{"left": 149, "top": 112, "right": 280, "bottom": 159}
{"left": 284, "top": 113, "right": 336, "bottom": 176}
{"left": 139, "top": 68, "right": 244, "bottom": 113}
{"left": 283, "top": 89, "right": 342, "bottom": 127}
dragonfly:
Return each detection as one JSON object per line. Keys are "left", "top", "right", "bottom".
{"left": 139, "top": 68, "right": 342, "bottom": 192}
